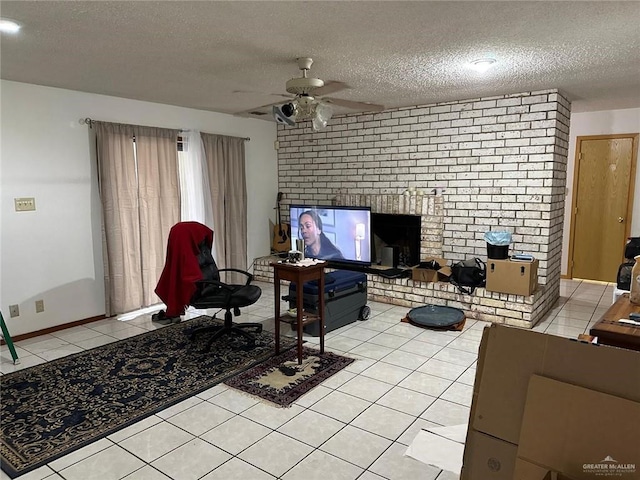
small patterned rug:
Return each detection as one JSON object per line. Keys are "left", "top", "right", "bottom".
{"left": 0, "top": 316, "right": 295, "bottom": 479}
{"left": 225, "top": 346, "right": 355, "bottom": 407}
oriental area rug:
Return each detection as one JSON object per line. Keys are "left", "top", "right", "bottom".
{"left": 0, "top": 316, "right": 295, "bottom": 479}
{"left": 225, "top": 346, "right": 355, "bottom": 407}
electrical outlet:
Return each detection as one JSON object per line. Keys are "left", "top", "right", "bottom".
{"left": 14, "top": 197, "right": 36, "bottom": 212}
{"left": 9, "top": 304, "right": 19, "bottom": 317}
{"left": 35, "top": 299, "right": 45, "bottom": 313}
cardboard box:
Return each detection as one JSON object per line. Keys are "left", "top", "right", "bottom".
{"left": 471, "top": 325, "right": 640, "bottom": 445}
{"left": 513, "top": 459, "right": 575, "bottom": 480}
{"left": 461, "top": 324, "right": 640, "bottom": 480}
{"left": 517, "top": 375, "right": 640, "bottom": 479}
{"left": 411, "top": 257, "right": 451, "bottom": 282}
{"left": 486, "top": 259, "right": 538, "bottom": 296}
{"left": 459, "top": 430, "right": 517, "bottom": 480}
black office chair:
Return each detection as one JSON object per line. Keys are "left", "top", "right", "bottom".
{"left": 189, "top": 239, "right": 263, "bottom": 349}
{"left": 154, "top": 221, "right": 263, "bottom": 349}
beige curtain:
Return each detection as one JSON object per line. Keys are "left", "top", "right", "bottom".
{"left": 96, "top": 122, "right": 180, "bottom": 316}
{"left": 135, "top": 126, "right": 181, "bottom": 307}
{"left": 201, "top": 133, "right": 247, "bottom": 279}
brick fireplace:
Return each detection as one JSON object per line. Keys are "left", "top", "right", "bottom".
{"left": 256, "top": 88, "right": 571, "bottom": 328}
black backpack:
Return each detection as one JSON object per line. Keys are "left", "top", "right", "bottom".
{"left": 450, "top": 258, "right": 486, "bottom": 295}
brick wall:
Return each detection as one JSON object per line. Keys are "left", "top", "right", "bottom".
{"left": 272, "top": 89, "right": 571, "bottom": 327}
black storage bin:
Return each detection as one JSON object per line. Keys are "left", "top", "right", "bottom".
{"left": 484, "top": 231, "right": 511, "bottom": 260}
{"left": 486, "top": 243, "right": 509, "bottom": 259}
{"left": 287, "top": 270, "right": 368, "bottom": 336}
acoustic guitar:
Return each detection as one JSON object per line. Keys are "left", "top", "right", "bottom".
{"left": 272, "top": 192, "right": 291, "bottom": 253}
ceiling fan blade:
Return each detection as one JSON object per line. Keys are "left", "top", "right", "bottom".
{"left": 235, "top": 99, "right": 292, "bottom": 118}
{"left": 322, "top": 97, "right": 385, "bottom": 112}
{"left": 312, "top": 81, "right": 349, "bottom": 96}
{"left": 232, "top": 89, "right": 292, "bottom": 99}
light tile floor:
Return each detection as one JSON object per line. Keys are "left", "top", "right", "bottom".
{"left": 1, "top": 279, "right": 614, "bottom": 480}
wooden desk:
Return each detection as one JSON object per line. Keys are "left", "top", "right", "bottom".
{"left": 589, "top": 294, "right": 640, "bottom": 351}
{"left": 272, "top": 261, "right": 325, "bottom": 364}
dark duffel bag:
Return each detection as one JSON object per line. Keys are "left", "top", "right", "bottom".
{"left": 450, "top": 258, "right": 486, "bottom": 295}
{"left": 617, "top": 261, "right": 634, "bottom": 290}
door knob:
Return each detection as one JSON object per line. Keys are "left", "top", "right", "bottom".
{"left": 618, "top": 217, "right": 625, "bottom": 223}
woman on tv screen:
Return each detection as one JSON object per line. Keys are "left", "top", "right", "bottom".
{"left": 298, "top": 210, "right": 344, "bottom": 260}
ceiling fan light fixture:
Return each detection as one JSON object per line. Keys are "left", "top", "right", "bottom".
{"left": 468, "top": 57, "right": 497, "bottom": 73}
{"left": 273, "top": 103, "right": 296, "bottom": 126}
{"left": 294, "top": 97, "right": 317, "bottom": 120}
{"left": 273, "top": 95, "right": 332, "bottom": 131}
{"left": 281, "top": 102, "right": 296, "bottom": 117}
{"left": 312, "top": 102, "right": 333, "bottom": 131}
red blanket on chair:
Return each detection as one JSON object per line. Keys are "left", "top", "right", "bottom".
{"left": 155, "top": 222, "right": 214, "bottom": 317}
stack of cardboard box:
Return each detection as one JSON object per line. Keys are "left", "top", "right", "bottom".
{"left": 461, "top": 324, "right": 640, "bottom": 479}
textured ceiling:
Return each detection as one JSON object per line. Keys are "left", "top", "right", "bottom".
{"left": 1, "top": 1, "right": 639, "bottom": 119}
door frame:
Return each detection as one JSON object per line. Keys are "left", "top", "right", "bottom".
{"left": 567, "top": 133, "right": 638, "bottom": 280}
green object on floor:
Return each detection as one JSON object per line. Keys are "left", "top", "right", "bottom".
{"left": 0, "top": 311, "right": 19, "bottom": 365}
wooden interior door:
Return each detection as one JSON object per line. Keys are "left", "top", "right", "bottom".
{"left": 569, "top": 134, "right": 637, "bottom": 282}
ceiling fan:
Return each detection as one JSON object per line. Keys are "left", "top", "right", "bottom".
{"left": 240, "top": 57, "right": 385, "bottom": 129}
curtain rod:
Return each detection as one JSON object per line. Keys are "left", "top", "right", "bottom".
{"left": 80, "top": 118, "right": 250, "bottom": 141}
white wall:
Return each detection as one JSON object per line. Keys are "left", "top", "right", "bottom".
{"left": 0, "top": 80, "right": 277, "bottom": 336}
{"left": 562, "top": 107, "right": 640, "bottom": 275}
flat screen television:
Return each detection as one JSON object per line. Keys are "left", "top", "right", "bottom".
{"left": 289, "top": 204, "right": 372, "bottom": 267}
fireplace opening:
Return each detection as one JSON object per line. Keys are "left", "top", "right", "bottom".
{"left": 371, "top": 213, "right": 421, "bottom": 267}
